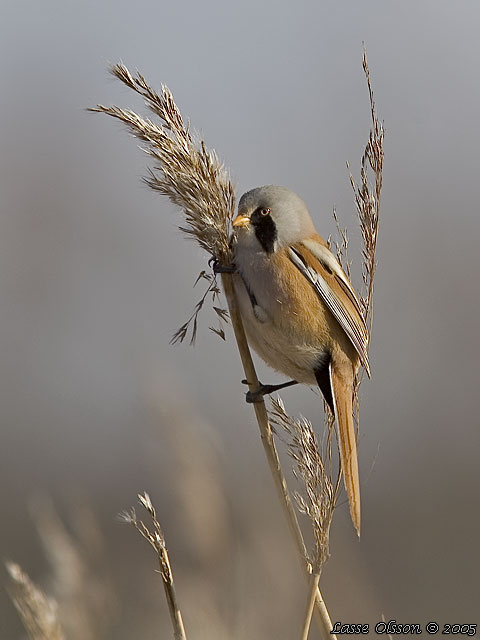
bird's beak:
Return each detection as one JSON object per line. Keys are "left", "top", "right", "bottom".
{"left": 232, "top": 214, "right": 250, "bottom": 228}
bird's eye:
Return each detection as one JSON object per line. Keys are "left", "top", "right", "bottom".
{"left": 261, "top": 207, "right": 270, "bottom": 216}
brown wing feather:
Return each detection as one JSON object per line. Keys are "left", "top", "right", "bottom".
{"left": 290, "top": 242, "right": 371, "bottom": 376}
{"left": 303, "top": 234, "right": 368, "bottom": 338}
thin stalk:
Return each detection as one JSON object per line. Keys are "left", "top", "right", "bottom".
{"left": 158, "top": 547, "right": 187, "bottom": 640}
{"left": 301, "top": 573, "right": 321, "bottom": 640}
{"left": 221, "top": 273, "right": 336, "bottom": 640}
{"left": 122, "top": 493, "right": 187, "bottom": 640}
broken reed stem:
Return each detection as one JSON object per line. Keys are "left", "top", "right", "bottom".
{"left": 123, "top": 494, "right": 187, "bottom": 640}
{"left": 159, "top": 549, "right": 186, "bottom": 640}
{"left": 301, "top": 572, "right": 321, "bottom": 640}
{"left": 221, "top": 273, "right": 336, "bottom": 640}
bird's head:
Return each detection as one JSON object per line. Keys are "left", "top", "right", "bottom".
{"left": 232, "top": 185, "right": 315, "bottom": 254}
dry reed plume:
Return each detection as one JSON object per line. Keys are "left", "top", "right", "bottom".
{"left": 6, "top": 561, "right": 65, "bottom": 640}
{"left": 343, "top": 49, "right": 384, "bottom": 447}
{"left": 6, "top": 496, "right": 117, "bottom": 640}
{"left": 91, "top": 64, "right": 234, "bottom": 263}
{"left": 270, "top": 397, "right": 337, "bottom": 575}
{"left": 90, "top": 65, "right": 233, "bottom": 345}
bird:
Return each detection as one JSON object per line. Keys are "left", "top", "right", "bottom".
{"left": 229, "top": 185, "right": 370, "bottom": 535}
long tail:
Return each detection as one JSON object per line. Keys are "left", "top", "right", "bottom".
{"left": 329, "top": 361, "right": 361, "bottom": 536}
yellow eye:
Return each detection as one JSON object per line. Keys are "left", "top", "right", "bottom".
{"left": 261, "top": 207, "right": 270, "bottom": 216}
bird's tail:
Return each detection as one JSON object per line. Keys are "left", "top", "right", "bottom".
{"left": 329, "top": 362, "right": 361, "bottom": 536}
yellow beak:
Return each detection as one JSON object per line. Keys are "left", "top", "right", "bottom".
{"left": 232, "top": 214, "right": 250, "bottom": 228}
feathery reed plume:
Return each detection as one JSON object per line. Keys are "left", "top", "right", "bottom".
{"left": 29, "top": 495, "right": 117, "bottom": 640}
{"left": 349, "top": 48, "right": 384, "bottom": 334}
{"left": 270, "top": 398, "right": 337, "bottom": 572}
{"left": 270, "top": 397, "right": 339, "bottom": 639}
{"left": 92, "top": 64, "right": 336, "bottom": 637}
{"left": 90, "top": 64, "right": 233, "bottom": 343}
{"left": 120, "top": 492, "right": 187, "bottom": 640}
{"left": 345, "top": 49, "right": 384, "bottom": 442}
{"left": 90, "top": 64, "right": 234, "bottom": 263}
{"left": 6, "top": 561, "right": 65, "bottom": 640}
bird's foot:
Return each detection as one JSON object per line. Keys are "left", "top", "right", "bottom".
{"left": 211, "top": 258, "right": 236, "bottom": 274}
{"left": 242, "top": 379, "right": 299, "bottom": 403}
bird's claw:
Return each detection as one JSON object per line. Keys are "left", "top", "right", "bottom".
{"left": 244, "top": 379, "right": 299, "bottom": 403}
{"left": 245, "top": 384, "right": 273, "bottom": 403}
{"left": 211, "top": 258, "right": 236, "bottom": 274}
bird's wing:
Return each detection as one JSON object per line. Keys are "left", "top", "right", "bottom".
{"left": 302, "top": 236, "right": 366, "bottom": 321}
{"left": 289, "top": 241, "right": 371, "bottom": 376}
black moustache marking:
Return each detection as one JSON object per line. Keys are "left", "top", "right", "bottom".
{"left": 250, "top": 208, "right": 277, "bottom": 254}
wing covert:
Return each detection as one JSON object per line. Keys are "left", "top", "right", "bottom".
{"left": 289, "top": 245, "right": 371, "bottom": 376}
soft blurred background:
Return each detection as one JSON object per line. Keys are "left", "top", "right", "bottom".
{"left": 1, "top": 1, "right": 479, "bottom": 637}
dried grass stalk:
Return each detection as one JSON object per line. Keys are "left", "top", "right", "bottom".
{"left": 120, "top": 492, "right": 187, "bottom": 640}
{"left": 6, "top": 561, "right": 65, "bottom": 640}
{"left": 302, "top": 573, "right": 322, "bottom": 640}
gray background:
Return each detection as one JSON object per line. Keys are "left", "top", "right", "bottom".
{"left": 1, "top": 1, "right": 479, "bottom": 637}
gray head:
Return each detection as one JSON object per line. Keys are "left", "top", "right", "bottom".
{"left": 233, "top": 185, "right": 315, "bottom": 253}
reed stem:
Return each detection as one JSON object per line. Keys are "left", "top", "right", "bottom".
{"left": 301, "top": 572, "right": 321, "bottom": 640}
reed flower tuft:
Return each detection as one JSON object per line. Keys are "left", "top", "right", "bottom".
{"left": 349, "top": 49, "right": 384, "bottom": 334}
{"left": 6, "top": 561, "right": 65, "bottom": 640}
{"left": 90, "top": 64, "right": 235, "bottom": 344}
{"left": 270, "top": 397, "right": 337, "bottom": 573}
{"left": 90, "top": 64, "right": 234, "bottom": 264}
